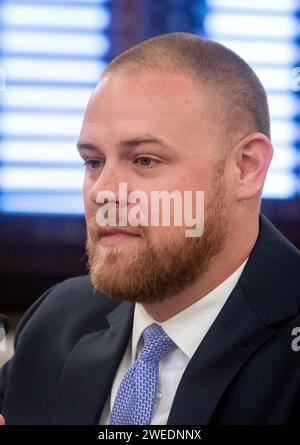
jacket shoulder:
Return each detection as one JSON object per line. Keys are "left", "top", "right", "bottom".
{"left": 14, "top": 275, "right": 120, "bottom": 348}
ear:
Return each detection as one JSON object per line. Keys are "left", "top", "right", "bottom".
{"left": 233, "top": 132, "right": 273, "bottom": 201}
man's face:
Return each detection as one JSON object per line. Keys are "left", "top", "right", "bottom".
{"left": 79, "top": 69, "right": 230, "bottom": 304}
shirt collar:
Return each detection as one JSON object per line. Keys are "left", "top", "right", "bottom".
{"left": 131, "top": 257, "right": 248, "bottom": 362}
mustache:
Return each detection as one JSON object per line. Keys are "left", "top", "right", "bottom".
{"left": 86, "top": 215, "right": 148, "bottom": 238}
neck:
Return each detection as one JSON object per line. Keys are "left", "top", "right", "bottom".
{"left": 143, "top": 215, "right": 259, "bottom": 322}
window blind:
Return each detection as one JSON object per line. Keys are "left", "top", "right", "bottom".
{"left": 0, "top": 0, "right": 110, "bottom": 214}
{"left": 205, "top": 0, "right": 300, "bottom": 198}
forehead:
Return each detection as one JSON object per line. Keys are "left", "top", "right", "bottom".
{"left": 79, "top": 70, "right": 219, "bottom": 155}
{"left": 84, "top": 70, "right": 206, "bottom": 121}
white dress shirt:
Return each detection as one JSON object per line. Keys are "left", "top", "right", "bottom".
{"left": 99, "top": 258, "right": 248, "bottom": 425}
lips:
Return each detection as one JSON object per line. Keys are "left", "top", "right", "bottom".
{"left": 97, "top": 228, "right": 141, "bottom": 247}
{"left": 97, "top": 228, "right": 140, "bottom": 238}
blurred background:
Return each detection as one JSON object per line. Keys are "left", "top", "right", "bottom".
{"left": 0, "top": 0, "right": 300, "bottom": 364}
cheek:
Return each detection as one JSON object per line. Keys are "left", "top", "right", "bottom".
{"left": 84, "top": 202, "right": 94, "bottom": 222}
{"left": 147, "top": 225, "right": 184, "bottom": 247}
{"left": 158, "top": 173, "right": 189, "bottom": 192}
{"left": 172, "top": 167, "right": 212, "bottom": 195}
{"left": 83, "top": 178, "right": 90, "bottom": 200}
{"left": 83, "top": 178, "right": 95, "bottom": 220}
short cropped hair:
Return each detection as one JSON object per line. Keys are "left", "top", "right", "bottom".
{"left": 103, "top": 32, "right": 270, "bottom": 149}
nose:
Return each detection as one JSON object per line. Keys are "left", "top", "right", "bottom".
{"left": 88, "top": 160, "right": 127, "bottom": 206}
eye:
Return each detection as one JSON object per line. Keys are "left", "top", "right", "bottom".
{"left": 83, "top": 159, "right": 102, "bottom": 170}
{"left": 134, "top": 156, "right": 158, "bottom": 168}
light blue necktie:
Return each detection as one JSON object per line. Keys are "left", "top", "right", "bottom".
{"left": 110, "top": 323, "right": 177, "bottom": 425}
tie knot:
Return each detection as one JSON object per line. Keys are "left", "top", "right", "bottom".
{"left": 140, "top": 323, "right": 177, "bottom": 363}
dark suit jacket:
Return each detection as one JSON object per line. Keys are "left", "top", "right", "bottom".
{"left": 1, "top": 214, "right": 300, "bottom": 425}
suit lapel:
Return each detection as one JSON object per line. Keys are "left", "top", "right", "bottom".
{"left": 168, "top": 214, "right": 300, "bottom": 424}
{"left": 53, "top": 215, "right": 300, "bottom": 425}
{"left": 52, "top": 302, "right": 134, "bottom": 425}
{"left": 167, "top": 283, "right": 276, "bottom": 425}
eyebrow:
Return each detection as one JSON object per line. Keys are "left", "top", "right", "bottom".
{"left": 76, "top": 135, "right": 173, "bottom": 153}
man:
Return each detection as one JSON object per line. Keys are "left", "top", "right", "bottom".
{"left": 0, "top": 32, "right": 299, "bottom": 425}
